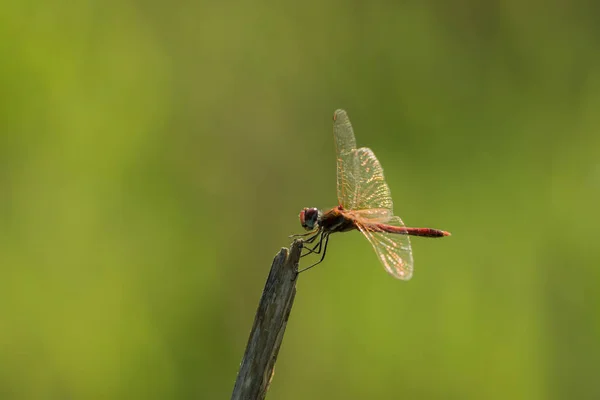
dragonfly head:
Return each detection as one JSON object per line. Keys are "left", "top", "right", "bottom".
{"left": 299, "top": 207, "right": 321, "bottom": 230}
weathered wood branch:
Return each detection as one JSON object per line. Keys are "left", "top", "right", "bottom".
{"left": 231, "top": 239, "right": 303, "bottom": 400}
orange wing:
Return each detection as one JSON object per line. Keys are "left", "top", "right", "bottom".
{"left": 355, "top": 216, "right": 414, "bottom": 280}
{"left": 352, "top": 147, "right": 394, "bottom": 213}
{"left": 334, "top": 110, "right": 413, "bottom": 279}
{"left": 333, "top": 111, "right": 394, "bottom": 213}
{"left": 333, "top": 109, "right": 358, "bottom": 209}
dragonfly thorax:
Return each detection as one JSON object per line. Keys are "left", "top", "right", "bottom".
{"left": 299, "top": 207, "right": 321, "bottom": 230}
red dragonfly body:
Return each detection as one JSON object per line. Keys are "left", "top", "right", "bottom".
{"left": 294, "top": 110, "right": 450, "bottom": 280}
{"left": 303, "top": 205, "right": 449, "bottom": 237}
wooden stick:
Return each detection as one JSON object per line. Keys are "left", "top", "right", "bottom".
{"left": 231, "top": 239, "right": 303, "bottom": 400}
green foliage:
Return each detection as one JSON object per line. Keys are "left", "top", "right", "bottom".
{"left": 1, "top": 1, "right": 598, "bottom": 399}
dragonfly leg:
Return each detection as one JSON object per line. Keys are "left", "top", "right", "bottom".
{"left": 301, "top": 229, "right": 329, "bottom": 256}
{"left": 289, "top": 229, "right": 318, "bottom": 238}
{"left": 298, "top": 233, "right": 330, "bottom": 273}
{"left": 300, "top": 232, "right": 324, "bottom": 257}
{"left": 302, "top": 230, "right": 322, "bottom": 244}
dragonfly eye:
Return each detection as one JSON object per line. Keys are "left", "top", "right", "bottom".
{"left": 299, "top": 207, "right": 319, "bottom": 230}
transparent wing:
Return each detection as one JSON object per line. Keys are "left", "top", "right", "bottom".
{"left": 352, "top": 147, "right": 394, "bottom": 212}
{"left": 333, "top": 109, "right": 358, "bottom": 209}
{"left": 351, "top": 208, "right": 393, "bottom": 221}
{"left": 356, "top": 216, "right": 414, "bottom": 280}
{"left": 333, "top": 110, "right": 394, "bottom": 213}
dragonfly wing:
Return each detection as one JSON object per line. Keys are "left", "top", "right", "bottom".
{"left": 333, "top": 110, "right": 394, "bottom": 213}
{"left": 333, "top": 109, "right": 359, "bottom": 209}
{"left": 351, "top": 208, "right": 393, "bottom": 221}
{"left": 353, "top": 147, "right": 394, "bottom": 212}
{"left": 356, "top": 216, "right": 414, "bottom": 280}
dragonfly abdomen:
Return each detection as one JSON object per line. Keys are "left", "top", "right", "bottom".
{"left": 373, "top": 224, "right": 450, "bottom": 238}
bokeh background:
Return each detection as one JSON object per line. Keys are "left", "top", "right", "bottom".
{"left": 1, "top": 1, "right": 599, "bottom": 399}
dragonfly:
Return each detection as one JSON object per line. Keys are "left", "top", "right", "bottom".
{"left": 292, "top": 109, "right": 450, "bottom": 280}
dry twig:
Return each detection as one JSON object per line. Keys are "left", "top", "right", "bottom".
{"left": 231, "top": 240, "right": 303, "bottom": 400}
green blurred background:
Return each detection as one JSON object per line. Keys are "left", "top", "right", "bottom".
{"left": 1, "top": 1, "right": 599, "bottom": 399}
